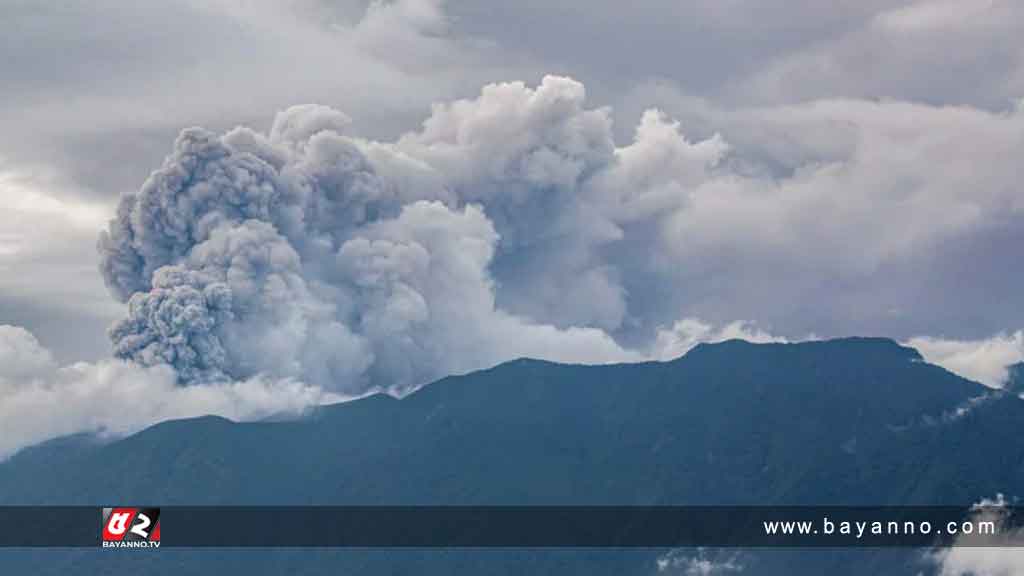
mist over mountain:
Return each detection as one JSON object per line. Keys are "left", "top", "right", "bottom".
{"left": 2, "top": 338, "right": 1022, "bottom": 574}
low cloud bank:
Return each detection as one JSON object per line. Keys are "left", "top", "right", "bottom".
{"left": 906, "top": 332, "right": 1024, "bottom": 388}
{"left": 0, "top": 325, "right": 331, "bottom": 460}
{"left": 929, "top": 495, "right": 1024, "bottom": 576}
{"left": 5, "top": 317, "right": 1023, "bottom": 459}
{"left": 0, "top": 317, "right": 767, "bottom": 459}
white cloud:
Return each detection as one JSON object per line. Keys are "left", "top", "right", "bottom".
{"left": 0, "top": 170, "right": 110, "bottom": 230}
{"left": 733, "top": 0, "right": 1023, "bottom": 108}
{"left": 0, "top": 324, "right": 332, "bottom": 460}
{"left": 0, "top": 325, "right": 56, "bottom": 383}
{"left": 0, "top": 165, "right": 123, "bottom": 361}
{"left": 905, "top": 332, "right": 1024, "bottom": 388}
{"left": 0, "top": 0, "right": 540, "bottom": 224}
{"left": 929, "top": 494, "right": 1024, "bottom": 576}
{"left": 657, "top": 548, "right": 746, "bottom": 575}
{"left": 617, "top": 82, "right": 1024, "bottom": 340}
{"left": 649, "top": 318, "right": 788, "bottom": 361}
{"left": 661, "top": 98, "right": 1024, "bottom": 270}
{"left": 0, "top": 313, "right": 789, "bottom": 458}
{"left": 936, "top": 548, "right": 1024, "bottom": 576}
{"left": 875, "top": 0, "right": 1000, "bottom": 32}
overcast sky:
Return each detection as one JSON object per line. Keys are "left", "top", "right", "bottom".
{"left": 4, "top": 8, "right": 1024, "bottom": 574}
{"left": 2, "top": 1, "right": 1023, "bottom": 391}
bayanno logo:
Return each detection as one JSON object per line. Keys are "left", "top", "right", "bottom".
{"left": 101, "top": 508, "right": 161, "bottom": 549}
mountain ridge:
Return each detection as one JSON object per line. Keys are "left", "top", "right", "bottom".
{"left": 0, "top": 336, "right": 978, "bottom": 475}
{"left": 2, "top": 335, "right": 1014, "bottom": 506}
{"left": 2, "top": 336, "right": 1021, "bottom": 575}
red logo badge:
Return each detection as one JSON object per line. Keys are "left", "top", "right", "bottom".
{"left": 102, "top": 507, "right": 161, "bottom": 548}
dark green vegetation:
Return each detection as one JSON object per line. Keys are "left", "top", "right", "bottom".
{"left": 2, "top": 338, "right": 1022, "bottom": 574}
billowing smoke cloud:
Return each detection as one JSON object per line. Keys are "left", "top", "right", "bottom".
{"left": 97, "top": 74, "right": 1024, "bottom": 397}
{"left": 97, "top": 75, "right": 720, "bottom": 394}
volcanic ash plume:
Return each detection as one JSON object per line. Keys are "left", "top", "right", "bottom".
{"left": 97, "top": 77, "right": 726, "bottom": 393}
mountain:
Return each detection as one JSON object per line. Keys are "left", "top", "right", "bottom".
{"left": 1006, "top": 362, "right": 1024, "bottom": 394}
{"left": 2, "top": 338, "right": 1022, "bottom": 574}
